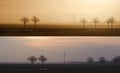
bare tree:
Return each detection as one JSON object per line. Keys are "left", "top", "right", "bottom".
{"left": 31, "top": 16, "right": 40, "bottom": 29}
{"left": 111, "top": 56, "right": 120, "bottom": 64}
{"left": 87, "top": 57, "right": 94, "bottom": 64}
{"left": 39, "top": 55, "right": 47, "bottom": 65}
{"left": 109, "top": 17, "right": 115, "bottom": 29}
{"left": 106, "top": 18, "right": 111, "bottom": 29}
{"left": 81, "top": 18, "right": 87, "bottom": 29}
{"left": 93, "top": 18, "right": 99, "bottom": 30}
{"left": 27, "top": 56, "right": 37, "bottom": 64}
{"left": 20, "top": 17, "right": 29, "bottom": 28}
{"left": 98, "top": 57, "right": 107, "bottom": 64}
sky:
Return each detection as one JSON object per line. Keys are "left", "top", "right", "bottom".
{"left": 0, "top": 0, "right": 120, "bottom": 24}
{"left": 0, "top": 36, "right": 120, "bottom": 63}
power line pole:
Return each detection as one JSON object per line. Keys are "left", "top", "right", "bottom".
{"left": 73, "top": 13, "right": 75, "bottom": 24}
{"left": 64, "top": 50, "right": 66, "bottom": 64}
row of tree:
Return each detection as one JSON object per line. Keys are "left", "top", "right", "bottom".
{"left": 27, "top": 55, "right": 47, "bottom": 64}
{"left": 20, "top": 16, "right": 40, "bottom": 28}
{"left": 87, "top": 57, "right": 108, "bottom": 64}
{"left": 81, "top": 17, "right": 115, "bottom": 29}
{"left": 86, "top": 56, "right": 120, "bottom": 64}
{"left": 27, "top": 55, "right": 120, "bottom": 65}
{"left": 21, "top": 16, "right": 116, "bottom": 29}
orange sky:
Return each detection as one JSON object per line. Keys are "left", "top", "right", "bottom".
{"left": 0, "top": 0, "right": 120, "bottom": 24}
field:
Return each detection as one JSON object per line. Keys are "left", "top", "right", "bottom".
{"left": 0, "top": 24, "right": 120, "bottom": 36}
{"left": 0, "top": 64, "right": 120, "bottom": 73}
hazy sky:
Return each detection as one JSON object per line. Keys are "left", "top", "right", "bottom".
{"left": 0, "top": 0, "right": 120, "bottom": 23}
{"left": 0, "top": 36, "right": 120, "bottom": 63}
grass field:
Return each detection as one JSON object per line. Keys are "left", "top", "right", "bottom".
{"left": 0, "top": 64, "right": 120, "bottom": 73}
{"left": 0, "top": 24, "right": 120, "bottom": 36}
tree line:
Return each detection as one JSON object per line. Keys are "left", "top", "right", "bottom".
{"left": 20, "top": 16, "right": 40, "bottom": 29}
{"left": 87, "top": 56, "right": 120, "bottom": 64}
{"left": 81, "top": 17, "right": 115, "bottom": 29}
{"left": 27, "top": 55, "right": 47, "bottom": 65}
{"left": 21, "top": 16, "right": 116, "bottom": 29}
{"left": 27, "top": 55, "right": 120, "bottom": 65}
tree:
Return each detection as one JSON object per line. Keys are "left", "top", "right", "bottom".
{"left": 81, "top": 18, "right": 87, "bottom": 29}
{"left": 106, "top": 18, "right": 111, "bottom": 29}
{"left": 87, "top": 57, "right": 94, "bottom": 64}
{"left": 111, "top": 56, "right": 120, "bottom": 64}
{"left": 20, "top": 17, "right": 29, "bottom": 28}
{"left": 27, "top": 56, "right": 37, "bottom": 64}
{"left": 98, "top": 57, "right": 107, "bottom": 64}
{"left": 108, "top": 17, "right": 115, "bottom": 29}
{"left": 93, "top": 18, "right": 99, "bottom": 30}
{"left": 39, "top": 55, "right": 47, "bottom": 65}
{"left": 31, "top": 16, "right": 40, "bottom": 29}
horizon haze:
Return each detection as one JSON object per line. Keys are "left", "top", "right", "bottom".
{"left": 0, "top": 37, "right": 120, "bottom": 63}
{"left": 0, "top": 0, "right": 120, "bottom": 24}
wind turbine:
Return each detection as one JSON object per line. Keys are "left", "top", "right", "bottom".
{"left": 63, "top": 50, "right": 66, "bottom": 64}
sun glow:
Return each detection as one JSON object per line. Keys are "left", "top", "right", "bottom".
{"left": 23, "top": 37, "right": 51, "bottom": 40}
{"left": 0, "top": 0, "right": 119, "bottom": 23}
{"left": 85, "top": 0, "right": 115, "bottom": 6}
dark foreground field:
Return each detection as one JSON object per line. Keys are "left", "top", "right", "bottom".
{"left": 0, "top": 64, "right": 120, "bottom": 73}
{"left": 0, "top": 24, "right": 120, "bottom": 36}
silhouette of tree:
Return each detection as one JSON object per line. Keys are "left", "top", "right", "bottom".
{"left": 27, "top": 56, "right": 37, "bottom": 64}
{"left": 111, "top": 56, "right": 120, "bottom": 64}
{"left": 81, "top": 18, "right": 87, "bottom": 29}
{"left": 108, "top": 17, "right": 115, "bottom": 29}
{"left": 93, "top": 18, "right": 99, "bottom": 30}
{"left": 87, "top": 57, "right": 94, "bottom": 64}
{"left": 98, "top": 57, "right": 107, "bottom": 64}
{"left": 39, "top": 55, "right": 47, "bottom": 65}
{"left": 20, "top": 17, "right": 29, "bottom": 28}
{"left": 31, "top": 16, "right": 40, "bottom": 29}
{"left": 106, "top": 18, "right": 111, "bottom": 29}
